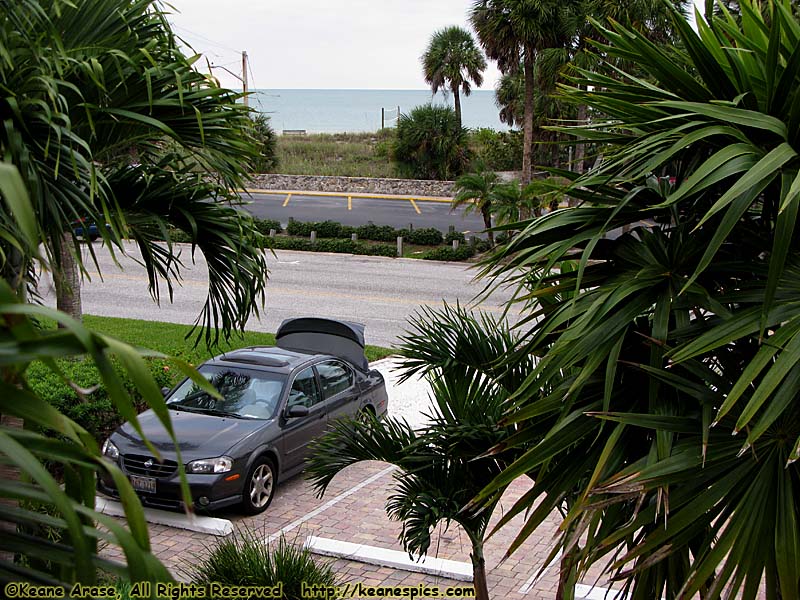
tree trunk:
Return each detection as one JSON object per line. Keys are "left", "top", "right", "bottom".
{"left": 522, "top": 52, "right": 535, "bottom": 188}
{"left": 470, "top": 540, "right": 490, "bottom": 600}
{"left": 481, "top": 206, "right": 494, "bottom": 246}
{"left": 53, "top": 232, "right": 82, "bottom": 322}
{"left": 453, "top": 85, "right": 462, "bottom": 129}
{"left": 556, "top": 543, "right": 580, "bottom": 600}
{"left": 575, "top": 103, "right": 587, "bottom": 175}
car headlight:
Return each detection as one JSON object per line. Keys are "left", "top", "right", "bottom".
{"left": 102, "top": 439, "right": 119, "bottom": 461}
{"left": 186, "top": 456, "right": 233, "bottom": 474}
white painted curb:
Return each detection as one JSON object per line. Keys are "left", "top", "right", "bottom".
{"left": 95, "top": 496, "right": 233, "bottom": 537}
{"left": 305, "top": 535, "right": 473, "bottom": 582}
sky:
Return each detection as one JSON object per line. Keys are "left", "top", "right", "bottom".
{"left": 165, "top": 0, "right": 706, "bottom": 92}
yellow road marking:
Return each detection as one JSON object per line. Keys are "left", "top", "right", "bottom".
{"left": 282, "top": 193, "right": 292, "bottom": 207}
{"left": 409, "top": 198, "right": 421, "bottom": 214}
{"left": 243, "top": 188, "right": 453, "bottom": 203}
{"left": 348, "top": 196, "right": 352, "bottom": 211}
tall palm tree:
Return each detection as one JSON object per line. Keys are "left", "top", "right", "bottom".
{"left": 473, "top": 1, "right": 800, "bottom": 597}
{"left": 306, "top": 305, "right": 533, "bottom": 600}
{"left": 421, "top": 26, "right": 487, "bottom": 128}
{"left": 452, "top": 171, "right": 498, "bottom": 245}
{"left": 470, "top": 0, "right": 576, "bottom": 186}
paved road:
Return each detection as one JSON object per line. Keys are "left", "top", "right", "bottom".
{"left": 40, "top": 242, "right": 521, "bottom": 349}
{"left": 240, "top": 192, "right": 488, "bottom": 237}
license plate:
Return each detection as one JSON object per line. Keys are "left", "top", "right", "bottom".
{"left": 130, "top": 475, "right": 156, "bottom": 494}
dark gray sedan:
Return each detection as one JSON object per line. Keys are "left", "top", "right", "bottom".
{"left": 98, "top": 318, "right": 388, "bottom": 514}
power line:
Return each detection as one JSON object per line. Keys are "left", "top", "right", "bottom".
{"left": 171, "top": 24, "right": 241, "bottom": 54}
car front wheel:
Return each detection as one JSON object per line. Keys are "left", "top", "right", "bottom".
{"left": 241, "top": 456, "right": 276, "bottom": 515}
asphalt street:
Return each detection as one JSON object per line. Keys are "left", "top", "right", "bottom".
{"left": 240, "top": 192, "right": 488, "bottom": 237}
{"left": 40, "top": 242, "right": 522, "bottom": 349}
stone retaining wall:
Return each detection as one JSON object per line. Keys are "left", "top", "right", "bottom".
{"left": 247, "top": 174, "right": 455, "bottom": 197}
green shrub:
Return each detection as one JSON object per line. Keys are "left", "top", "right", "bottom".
{"left": 250, "top": 113, "right": 278, "bottom": 173}
{"left": 470, "top": 128, "right": 523, "bottom": 171}
{"left": 192, "top": 533, "right": 336, "bottom": 599}
{"left": 444, "top": 230, "right": 466, "bottom": 244}
{"left": 393, "top": 104, "right": 472, "bottom": 180}
{"left": 266, "top": 235, "right": 396, "bottom": 257}
{"left": 356, "top": 222, "right": 397, "bottom": 242}
{"left": 421, "top": 246, "right": 474, "bottom": 261}
{"left": 27, "top": 357, "right": 175, "bottom": 442}
{"left": 405, "top": 227, "right": 443, "bottom": 246}
{"left": 253, "top": 218, "right": 282, "bottom": 235}
{"left": 286, "top": 219, "right": 312, "bottom": 236}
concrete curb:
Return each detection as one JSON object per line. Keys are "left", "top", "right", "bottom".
{"left": 95, "top": 496, "right": 233, "bottom": 537}
{"left": 305, "top": 535, "right": 473, "bottom": 582}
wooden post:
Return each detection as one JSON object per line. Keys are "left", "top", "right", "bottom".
{"left": 397, "top": 236, "right": 403, "bottom": 257}
{"left": 310, "top": 231, "right": 317, "bottom": 243}
{"left": 242, "top": 51, "right": 248, "bottom": 107}
{"left": 351, "top": 233, "right": 358, "bottom": 242}
{"left": 381, "top": 107, "right": 385, "bottom": 130}
{"left": 452, "top": 239, "right": 459, "bottom": 251}
{"left": 269, "top": 229, "right": 276, "bottom": 238}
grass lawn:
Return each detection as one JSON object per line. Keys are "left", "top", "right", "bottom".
{"left": 82, "top": 315, "right": 394, "bottom": 363}
{"left": 275, "top": 132, "right": 397, "bottom": 178}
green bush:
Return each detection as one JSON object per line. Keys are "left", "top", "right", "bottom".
{"left": 192, "top": 532, "right": 336, "bottom": 599}
{"left": 355, "top": 222, "right": 397, "bottom": 242}
{"left": 470, "top": 128, "right": 523, "bottom": 171}
{"left": 250, "top": 113, "right": 278, "bottom": 173}
{"left": 444, "top": 230, "right": 466, "bottom": 244}
{"left": 27, "top": 357, "right": 175, "bottom": 442}
{"left": 393, "top": 104, "right": 472, "bottom": 180}
{"left": 404, "top": 227, "right": 443, "bottom": 246}
{"left": 421, "top": 246, "right": 475, "bottom": 261}
{"left": 266, "top": 235, "right": 396, "bottom": 257}
{"left": 253, "top": 218, "right": 282, "bottom": 235}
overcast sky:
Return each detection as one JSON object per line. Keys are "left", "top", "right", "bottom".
{"left": 165, "top": 0, "right": 705, "bottom": 91}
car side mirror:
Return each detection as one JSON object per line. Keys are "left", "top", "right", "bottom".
{"left": 161, "top": 387, "right": 171, "bottom": 397}
{"left": 285, "top": 405, "right": 309, "bottom": 418}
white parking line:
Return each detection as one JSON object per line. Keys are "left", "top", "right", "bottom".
{"left": 266, "top": 465, "right": 395, "bottom": 544}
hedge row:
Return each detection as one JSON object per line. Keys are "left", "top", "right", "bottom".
{"left": 285, "top": 219, "right": 444, "bottom": 246}
{"left": 420, "top": 246, "right": 476, "bottom": 261}
{"left": 264, "top": 235, "right": 397, "bottom": 257}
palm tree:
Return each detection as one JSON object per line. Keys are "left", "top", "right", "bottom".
{"left": 422, "top": 26, "right": 487, "bottom": 128}
{"left": 473, "top": 1, "right": 800, "bottom": 597}
{"left": 452, "top": 171, "right": 499, "bottom": 245}
{"left": 306, "top": 305, "right": 533, "bottom": 600}
{"left": 470, "top": 0, "right": 576, "bottom": 186}
{"left": 0, "top": 0, "right": 263, "bottom": 586}
{"left": 4, "top": 0, "right": 267, "bottom": 344}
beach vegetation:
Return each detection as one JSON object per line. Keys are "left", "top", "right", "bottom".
{"left": 422, "top": 26, "right": 487, "bottom": 128}
{"left": 250, "top": 114, "right": 279, "bottom": 172}
{"left": 393, "top": 104, "right": 472, "bottom": 180}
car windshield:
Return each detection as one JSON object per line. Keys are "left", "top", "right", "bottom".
{"left": 167, "top": 366, "right": 286, "bottom": 420}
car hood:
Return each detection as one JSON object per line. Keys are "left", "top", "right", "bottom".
{"left": 111, "top": 408, "right": 270, "bottom": 462}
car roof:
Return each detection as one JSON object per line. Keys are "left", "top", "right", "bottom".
{"left": 209, "top": 346, "right": 330, "bottom": 372}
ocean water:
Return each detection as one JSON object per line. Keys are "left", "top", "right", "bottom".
{"left": 251, "top": 89, "right": 507, "bottom": 134}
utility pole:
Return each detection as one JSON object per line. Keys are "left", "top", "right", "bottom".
{"left": 242, "top": 51, "right": 249, "bottom": 107}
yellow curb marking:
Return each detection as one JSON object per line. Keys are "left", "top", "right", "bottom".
{"left": 282, "top": 193, "right": 292, "bottom": 207}
{"left": 243, "top": 188, "right": 454, "bottom": 203}
{"left": 409, "top": 198, "right": 421, "bottom": 214}
{"left": 347, "top": 196, "right": 352, "bottom": 211}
